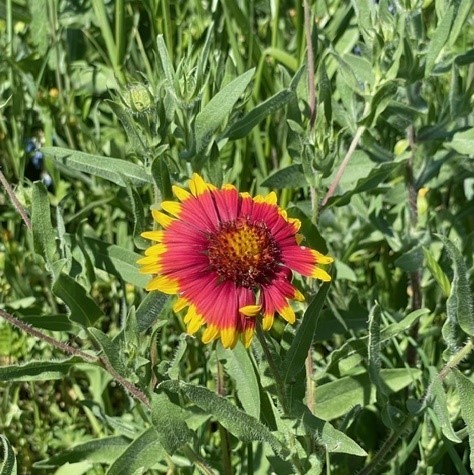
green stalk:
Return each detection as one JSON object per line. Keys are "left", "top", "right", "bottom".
{"left": 161, "top": 0, "right": 173, "bottom": 59}
{"left": 115, "top": 0, "right": 125, "bottom": 70}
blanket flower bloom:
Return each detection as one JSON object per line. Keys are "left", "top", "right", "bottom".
{"left": 138, "top": 174, "right": 333, "bottom": 349}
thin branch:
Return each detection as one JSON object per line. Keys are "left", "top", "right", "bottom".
{"left": 0, "top": 309, "right": 96, "bottom": 362}
{"left": 304, "top": 0, "right": 316, "bottom": 128}
{"left": 0, "top": 308, "right": 151, "bottom": 408}
{"left": 320, "top": 125, "right": 365, "bottom": 208}
{"left": 0, "top": 169, "right": 32, "bottom": 230}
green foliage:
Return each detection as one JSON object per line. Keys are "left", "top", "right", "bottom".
{"left": 1, "top": 0, "right": 474, "bottom": 474}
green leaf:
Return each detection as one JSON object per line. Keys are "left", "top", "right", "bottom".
{"left": 31, "top": 182, "right": 59, "bottom": 275}
{"left": 314, "top": 369, "right": 422, "bottom": 421}
{"left": 151, "top": 392, "right": 194, "bottom": 454}
{"left": 260, "top": 164, "right": 305, "bottom": 189}
{"left": 368, "top": 304, "right": 388, "bottom": 402}
{"left": 283, "top": 281, "right": 331, "bottom": 383}
{"left": 84, "top": 238, "right": 149, "bottom": 288}
{"left": 88, "top": 328, "right": 127, "bottom": 377}
{"left": 217, "top": 341, "right": 260, "bottom": 419}
{"left": 106, "top": 428, "right": 166, "bottom": 475}
{"left": 428, "top": 367, "right": 462, "bottom": 443}
{"left": 423, "top": 246, "right": 451, "bottom": 297}
{"left": 324, "top": 308, "right": 428, "bottom": 374}
{"left": 453, "top": 369, "right": 474, "bottom": 472}
{"left": 448, "top": 0, "right": 474, "bottom": 47}
{"left": 53, "top": 273, "right": 104, "bottom": 327}
{"left": 324, "top": 161, "right": 403, "bottom": 208}
{"left": 136, "top": 291, "right": 169, "bottom": 332}
{"left": 359, "top": 80, "right": 400, "bottom": 127}
{"left": 43, "top": 147, "right": 152, "bottom": 187}
{"left": 395, "top": 245, "right": 424, "bottom": 272}
{"left": 151, "top": 156, "right": 173, "bottom": 201}
{"left": 156, "top": 34, "right": 175, "bottom": 83}
{"left": 0, "top": 358, "right": 89, "bottom": 382}
{"left": 20, "top": 314, "right": 80, "bottom": 332}
{"left": 448, "top": 127, "right": 474, "bottom": 156}
{"left": 224, "top": 88, "right": 294, "bottom": 140}
{"left": 301, "top": 407, "right": 367, "bottom": 456}
{"left": 125, "top": 185, "right": 148, "bottom": 249}
{"left": 0, "top": 434, "right": 17, "bottom": 475}
{"left": 440, "top": 236, "right": 474, "bottom": 338}
{"left": 33, "top": 436, "right": 130, "bottom": 469}
{"left": 425, "top": 2, "right": 456, "bottom": 74}
{"left": 160, "top": 380, "right": 288, "bottom": 458}
{"left": 194, "top": 68, "right": 255, "bottom": 156}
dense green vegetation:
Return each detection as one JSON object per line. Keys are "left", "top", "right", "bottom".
{"left": 1, "top": 0, "right": 474, "bottom": 473}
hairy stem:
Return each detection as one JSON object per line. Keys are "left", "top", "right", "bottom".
{"left": 304, "top": 0, "right": 316, "bottom": 128}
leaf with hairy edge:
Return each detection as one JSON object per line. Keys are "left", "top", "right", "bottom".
{"left": 160, "top": 380, "right": 288, "bottom": 458}
{"left": 125, "top": 185, "right": 148, "bottom": 250}
{"left": 301, "top": 406, "right": 367, "bottom": 456}
{"left": 151, "top": 156, "right": 173, "bottom": 201}
{"left": 283, "top": 281, "right": 331, "bottom": 383}
{"left": 33, "top": 437, "right": 130, "bottom": 469}
{"left": 314, "top": 369, "right": 422, "bottom": 421}
{"left": 194, "top": 68, "right": 255, "bottom": 156}
{"left": 224, "top": 88, "right": 294, "bottom": 140}
{"left": 151, "top": 393, "right": 194, "bottom": 454}
{"left": 31, "top": 182, "right": 60, "bottom": 276}
{"left": 0, "top": 434, "right": 17, "bottom": 475}
{"left": 84, "top": 238, "right": 149, "bottom": 288}
{"left": 217, "top": 341, "right": 260, "bottom": 419}
{"left": 324, "top": 308, "right": 429, "bottom": 375}
{"left": 0, "top": 358, "right": 92, "bottom": 382}
{"left": 428, "top": 367, "right": 461, "bottom": 443}
{"left": 53, "top": 273, "right": 104, "bottom": 327}
{"left": 261, "top": 164, "right": 306, "bottom": 189}
{"left": 368, "top": 304, "right": 388, "bottom": 403}
{"left": 136, "top": 291, "right": 169, "bottom": 333}
{"left": 440, "top": 236, "right": 474, "bottom": 339}
{"left": 423, "top": 246, "right": 451, "bottom": 297}
{"left": 88, "top": 328, "right": 127, "bottom": 377}
{"left": 453, "top": 369, "right": 474, "bottom": 472}
{"left": 106, "top": 428, "right": 166, "bottom": 475}
{"left": 43, "top": 147, "right": 152, "bottom": 187}
{"left": 425, "top": 2, "right": 456, "bottom": 74}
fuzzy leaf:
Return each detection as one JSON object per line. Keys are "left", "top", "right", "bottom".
{"left": 136, "top": 291, "right": 169, "bottom": 332}
{"left": 261, "top": 164, "right": 306, "bottom": 189}
{"left": 217, "top": 341, "right": 260, "bottom": 419}
{"left": 0, "top": 434, "right": 17, "bottom": 475}
{"left": 423, "top": 246, "right": 451, "bottom": 297}
{"left": 301, "top": 407, "right": 367, "bottom": 456}
{"left": 428, "top": 367, "right": 462, "bottom": 443}
{"left": 88, "top": 328, "right": 127, "bottom": 377}
{"left": 194, "top": 68, "right": 255, "bottom": 156}
{"left": 106, "top": 428, "right": 166, "bottom": 475}
{"left": 453, "top": 369, "right": 474, "bottom": 472}
{"left": 0, "top": 358, "right": 90, "bottom": 382}
{"left": 84, "top": 238, "right": 149, "bottom": 288}
{"left": 448, "top": 127, "right": 474, "bottom": 156}
{"left": 44, "top": 147, "right": 152, "bottom": 187}
{"left": 283, "top": 281, "right": 331, "bottom": 382}
{"left": 151, "top": 392, "right": 194, "bottom": 454}
{"left": 53, "top": 273, "right": 104, "bottom": 327}
{"left": 440, "top": 237, "right": 474, "bottom": 340}
{"left": 314, "top": 369, "right": 422, "bottom": 421}
{"left": 33, "top": 436, "right": 130, "bottom": 469}
{"left": 160, "top": 380, "right": 288, "bottom": 457}
{"left": 224, "top": 88, "right": 294, "bottom": 140}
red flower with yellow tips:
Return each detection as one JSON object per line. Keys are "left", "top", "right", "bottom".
{"left": 138, "top": 174, "right": 333, "bottom": 349}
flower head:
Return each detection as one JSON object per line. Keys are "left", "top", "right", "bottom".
{"left": 138, "top": 174, "right": 333, "bottom": 349}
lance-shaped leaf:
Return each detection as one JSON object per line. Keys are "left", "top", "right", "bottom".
{"left": 453, "top": 369, "right": 474, "bottom": 472}
{"left": 0, "top": 434, "right": 17, "bottom": 475}
{"left": 194, "top": 68, "right": 255, "bottom": 156}
{"left": 43, "top": 147, "right": 152, "bottom": 187}
{"left": 160, "top": 380, "right": 288, "bottom": 458}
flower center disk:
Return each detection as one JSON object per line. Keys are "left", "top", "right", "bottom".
{"left": 207, "top": 217, "right": 281, "bottom": 288}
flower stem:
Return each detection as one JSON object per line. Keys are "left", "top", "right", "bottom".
{"left": 255, "top": 321, "right": 288, "bottom": 414}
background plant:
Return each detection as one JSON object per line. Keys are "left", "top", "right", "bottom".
{"left": 1, "top": 0, "right": 474, "bottom": 474}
